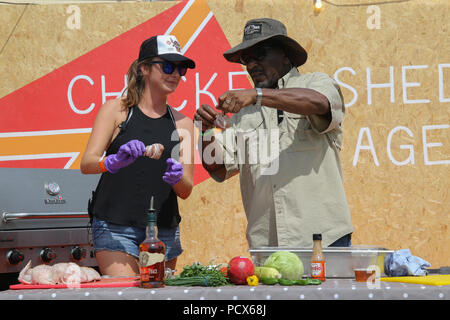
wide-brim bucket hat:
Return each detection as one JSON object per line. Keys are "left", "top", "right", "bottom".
{"left": 224, "top": 18, "right": 307, "bottom": 67}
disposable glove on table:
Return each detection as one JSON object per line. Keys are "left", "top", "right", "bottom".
{"left": 384, "top": 249, "right": 431, "bottom": 277}
{"left": 104, "top": 140, "right": 146, "bottom": 173}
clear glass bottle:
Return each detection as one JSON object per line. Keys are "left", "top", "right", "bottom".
{"left": 214, "top": 112, "right": 231, "bottom": 130}
{"left": 310, "top": 234, "right": 326, "bottom": 281}
{"left": 139, "top": 196, "right": 166, "bottom": 288}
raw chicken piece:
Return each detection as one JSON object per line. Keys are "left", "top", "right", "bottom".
{"left": 31, "top": 264, "right": 55, "bottom": 284}
{"left": 18, "top": 261, "right": 101, "bottom": 285}
{"left": 80, "top": 267, "right": 101, "bottom": 282}
{"left": 51, "top": 262, "right": 82, "bottom": 285}
{"left": 18, "top": 261, "right": 54, "bottom": 285}
{"left": 18, "top": 261, "right": 33, "bottom": 284}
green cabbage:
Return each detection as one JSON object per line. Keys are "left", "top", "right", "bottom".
{"left": 263, "top": 251, "right": 304, "bottom": 280}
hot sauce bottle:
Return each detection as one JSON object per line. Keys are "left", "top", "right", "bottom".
{"left": 310, "top": 234, "right": 326, "bottom": 281}
{"left": 139, "top": 196, "right": 166, "bottom": 288}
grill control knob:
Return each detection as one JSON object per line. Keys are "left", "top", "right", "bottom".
{"left": 6, "top": 249, "right": 24, "bottom": 265}
{"left": 40, "top": 248, "right": 56, "bottom": 263}
{"left": 70, "top": 246, "right": 86, "bottom": 261}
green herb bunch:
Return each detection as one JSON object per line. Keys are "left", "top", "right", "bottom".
{"left": 164, "top": 262, "right": 230, "bottom": 287}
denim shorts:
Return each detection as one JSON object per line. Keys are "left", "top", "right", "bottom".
{"left": 92, "top": 217, "right": 183, "bottom": 261}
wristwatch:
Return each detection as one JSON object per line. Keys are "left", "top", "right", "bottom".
{"left": 255, "top": 87, "right": 263, "bottom": 107}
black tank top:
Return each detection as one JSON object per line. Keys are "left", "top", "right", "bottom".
{"left": 92, "top": 105, "right": 181, "bottom": 228}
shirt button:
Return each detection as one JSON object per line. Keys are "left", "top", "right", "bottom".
{"left": 273, "top": 184, "right": 276, "bottom": 188}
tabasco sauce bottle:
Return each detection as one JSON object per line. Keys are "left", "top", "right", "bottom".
{"left": 310, "top": 234, "right": 326, "bottom": 281}
{"left": 139, "top": 196, "right": 166, "bottom": 288}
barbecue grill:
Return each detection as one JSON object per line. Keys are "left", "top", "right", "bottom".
{"left": 0, "top": 168, "right": 99, "bottom": 275}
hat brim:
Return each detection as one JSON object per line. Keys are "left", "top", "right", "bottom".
{"left": 158, "top": 53, "right": 196, "bottom": 69}
{"left": 223, "top": 34, "right": 307, "bottom": 67}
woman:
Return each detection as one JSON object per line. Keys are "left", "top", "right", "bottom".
{"left": 80, "top": 35, "right": 195, "bottom": 276}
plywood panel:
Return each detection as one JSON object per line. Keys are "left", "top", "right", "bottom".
{"left": 0, "top": 1, "right": 174, "bottom": 98}
{"left": 189, "top": 0, "right": 450, "bottom": 269}
{"left": 0, "top": 0, "right": 448, "bottom": 271}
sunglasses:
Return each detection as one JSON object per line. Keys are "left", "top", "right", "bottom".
{"left": 149, "top": 61, "right": 188, "bottom": 76}
{"left": 240, "top": 46, "right": 272, "bottom": 65}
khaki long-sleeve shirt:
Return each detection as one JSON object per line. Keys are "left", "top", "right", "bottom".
{"left": 212, "top": 68, "right": 353, "bottom": 248}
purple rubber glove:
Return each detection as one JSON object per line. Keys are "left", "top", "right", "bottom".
{"left": 104, "top": 140, "right": 146, "bottom": 173}
{"left": 162, "top": 158, "right": 183, "bottom": 186}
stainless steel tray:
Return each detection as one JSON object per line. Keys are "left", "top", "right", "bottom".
{"left": 249, "top": 245, "right": 394, "bottom": 278}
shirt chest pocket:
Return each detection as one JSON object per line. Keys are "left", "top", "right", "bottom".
{"left": 234, "top": 107, "right": 264, "bottom": 161}
{"left": 235, "top": 106, "right": 264, "bottom": 132}
{"left": 234, "top": 109, "right": 266, "bottom": 178}
{"left": 283, "top": 115, "right": 323, "bottom": 152}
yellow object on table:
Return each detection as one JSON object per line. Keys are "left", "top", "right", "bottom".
{"left": 246, "top": 275, "right": 259, "bottom": 286}
{"left": 380, "top": 275, "right": 450, "bottom": 286}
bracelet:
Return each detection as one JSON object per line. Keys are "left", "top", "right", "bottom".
{"left": 98, "top": 157, "right": 108, "bottom": 172}
{"left": 255, "top": 87, "right": 263, "bottom": 106}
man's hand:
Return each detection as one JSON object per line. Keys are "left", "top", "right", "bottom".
{"left": 193, "top": 104, "right": 220, "bottom": 132}
{"left": 217, "top": 89, "right": 256, "bottom": 114}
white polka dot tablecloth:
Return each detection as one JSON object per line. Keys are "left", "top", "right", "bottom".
{"left": 0, "top": 279, "right": 448, "bottom": 300}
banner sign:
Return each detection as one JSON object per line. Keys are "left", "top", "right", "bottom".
{"left": 0, "top": 0, "right": 251, "bottom": 184}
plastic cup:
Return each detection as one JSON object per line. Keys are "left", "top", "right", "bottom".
{"left": 354, "top": 268, "right": 375, "bottom": 282}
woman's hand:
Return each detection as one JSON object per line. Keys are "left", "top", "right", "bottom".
{"left": 103, "top": 140, "right": 146, "bottom": 173}
{"left": 162, "top": 158, "right": 184, "bottom": 186}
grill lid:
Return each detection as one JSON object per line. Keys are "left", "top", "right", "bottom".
{"left": 0, "top": 168, "right": 99, "bottom": 230}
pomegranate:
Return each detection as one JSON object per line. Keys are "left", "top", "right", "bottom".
{"left": 227, "top": 256, "right": 255, "bottom": 285}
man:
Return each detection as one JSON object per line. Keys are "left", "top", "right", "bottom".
{"left": 194, "top": 18, "right": 353, "bottom": 248}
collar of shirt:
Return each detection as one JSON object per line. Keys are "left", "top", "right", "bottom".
{"left": 275, "top": 68, "right": 301, "bottom": 124}
{"left": 277, "top": 67, "right": 300, "bottom": 89}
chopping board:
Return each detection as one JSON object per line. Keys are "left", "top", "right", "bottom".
{"left": 380, "top": 275, "right": 450, "bottom": 286}
{"left": 9, "top": 277, "right": 140, "bottom": 290}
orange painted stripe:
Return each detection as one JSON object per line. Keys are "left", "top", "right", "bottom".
{"left": 169, "top": 0, "right": 210, "bottom": 47}
{"left": 0, "top": 133, "right": 90, "bottom": 169}
{"left": 0, "top": 134, "right": 90, "bottom": 156}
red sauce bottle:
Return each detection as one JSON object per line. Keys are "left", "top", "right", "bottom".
{"left": 310, "top": 234, "right": 326, "bottom": 281}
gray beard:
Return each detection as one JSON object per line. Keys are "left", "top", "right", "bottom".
{"left": 253, "top": 79, "right": 277, "bottom": 89}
